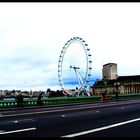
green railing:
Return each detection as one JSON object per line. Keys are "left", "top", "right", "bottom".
{"left": 1, "top": 93, "right": 140, "bottom": 109}
{"left": 0, "top": 96, "right": 101, "bottom": 109}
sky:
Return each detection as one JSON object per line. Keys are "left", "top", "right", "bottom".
{"left": 0, "top": 2, "right": 140, "bottom": 91}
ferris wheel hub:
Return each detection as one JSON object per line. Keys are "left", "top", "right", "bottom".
{"left": 70, "top": 65, "right": 80, "bottom": 69}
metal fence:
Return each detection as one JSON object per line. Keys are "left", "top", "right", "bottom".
{"left": 1, "top": 94, "right": 140, "bottom": 109}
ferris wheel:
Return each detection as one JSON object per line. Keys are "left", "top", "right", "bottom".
{"left": 58, "top": 37, "right": 92, "bottom": 96}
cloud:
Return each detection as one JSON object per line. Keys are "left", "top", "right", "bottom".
{"left": 0, "top": 3, "right": 140, "bottom": 91}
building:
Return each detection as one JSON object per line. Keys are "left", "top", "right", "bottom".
{"left": 92, "top": 63, "right": 140, "bottom": 95}
{"left": 102, "top": 63, "right": 118, "bottom": 80}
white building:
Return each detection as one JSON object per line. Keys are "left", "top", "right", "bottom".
{"left": 102, "top": 63, "right": 118, "bottom": 80}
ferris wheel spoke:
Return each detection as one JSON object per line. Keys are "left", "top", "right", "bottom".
{"left": 77, "top": 70, "right": 86, "bottom": 81}
{"left": 74, "top": 68, "right": 83, "bottom": 88}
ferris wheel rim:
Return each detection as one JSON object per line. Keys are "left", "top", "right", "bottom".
{"left": 58, "top": 37, "right": 92, "bottom": 92}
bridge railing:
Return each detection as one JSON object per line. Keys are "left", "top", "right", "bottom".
{"left": 0, "top": 96, "right": 101, "bottom": 109}
{"left": 1, "top": 93, "right": 140, "bottom": 109}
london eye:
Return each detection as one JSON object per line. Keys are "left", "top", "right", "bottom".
{"left": 58, "top": 37, "right": 92, "bottom": 96}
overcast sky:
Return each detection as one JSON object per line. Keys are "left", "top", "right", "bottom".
{"left": 0, "top": 2, "right": 140, "bottom": 91}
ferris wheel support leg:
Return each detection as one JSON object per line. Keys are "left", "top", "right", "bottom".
{"left": 86, "top": 92, "right": 91, "bottom": 96}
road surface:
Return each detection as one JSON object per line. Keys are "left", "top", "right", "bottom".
{"left": 1, "top": 99, "right": 140, "bottom": 137}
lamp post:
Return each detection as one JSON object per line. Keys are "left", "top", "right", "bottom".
{"left": 114, "top": 82, "right": 120, "bottom": 100}
{"left": 102, "top": 76, "right": 108, "bottom": 101}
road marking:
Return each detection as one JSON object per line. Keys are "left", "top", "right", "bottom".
{"left": 13, "top": 118, "right": 35, "bottom": 123}
{"left": 61, "top": 118, "right": 140, "bottom": 137}
{"left": 0, "top": 127, "right": 36, "bottom": 135}
{"left": 14, "top": 120, "right": 18, "bottom": 123}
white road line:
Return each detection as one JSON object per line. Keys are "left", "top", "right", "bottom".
{"left": 61, "top": 118, "right": 140, "bottom": 137}
{"left": 0, "top": 127, "right": 36, "bottom": 135}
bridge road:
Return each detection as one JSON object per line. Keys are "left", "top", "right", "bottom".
{"left": 1, "top": 99, "right": 140, "bottom": 137}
